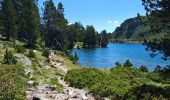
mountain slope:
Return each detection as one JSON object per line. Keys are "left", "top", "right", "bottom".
{"left": 112, "top": 16, "right": 163, "bottom": 42}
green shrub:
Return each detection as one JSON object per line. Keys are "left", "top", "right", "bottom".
{"left": 46, "top": 58, "right": 50, "bottom": 63}
{"left": 28, "top": 50, "right": 35, "bottom": 58}
{"left": 65, "top": 67, "right": 151, "bottom": 99}
{"left": 65, "top": 68, "right": 104, "bottom": 89}
{"left": 123, "top": 59, "right": 133, "bottom": 67}
{"left": 42, "top": 49, "right": 50, "bottom": 58}
{"left": 49, "top": 78, "right": 63, "bottom": 91}
{"left": 115, "top": 61, "right": 122, "bottom": 67}
{"left": 15, "top": 44, "right": 26, "bottom": 53}
{"left": 129, "top": 84, "right": 170, "bottom": 99}
{"left": 0, "top": 63, "right": 28, "bottom": 99}
{"left": 139, "top": 65, "right": 148, "bottom": 72}
{"left": 3, "top": 49, "right": 17, "bottom": 64}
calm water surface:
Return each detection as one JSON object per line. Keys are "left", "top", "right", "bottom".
{"left": 71, "top": 43, "right": 170, "bottom": 70}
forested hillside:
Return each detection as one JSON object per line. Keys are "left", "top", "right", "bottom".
{"left": 112, "top": 15, "right": 163, "bottom": 42}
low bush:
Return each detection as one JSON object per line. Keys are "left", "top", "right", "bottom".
{"left": 3, "top": 49, "right": 17, "bottom": 64}
{"left": 15, "top": 44, "right": 26, "bottom": 53}
{"left": 139, "top": 65, "right": 148, "bottom": 72}
{"left": 0, "top": 63, "right": 28, "bottom": 99}
{"left": 65, "top": 67, "right": 169, "bottom": 99}
{"left": 28, "top": 50, "right": 35, "bottom": 58}
{"left": 42, "top": 49, "right": 50, "bottom": 58}
{"left": 123, "top": 59, "right": 133, "bottom": 67}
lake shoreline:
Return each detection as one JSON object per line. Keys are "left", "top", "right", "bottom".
{"left": 72, "top": 43, "right": 170, "bottom": 71}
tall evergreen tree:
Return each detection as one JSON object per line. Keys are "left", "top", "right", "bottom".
{"left": 73, "top": 22, "right": 85, "bottom": 42}
{"left": 55, "top": 2, "right": 68, "bottom": 51}
{"left": 83, "top": 25, "right": 96, "bottom": 48}
{"left": 42, "top": 0, "right": 59, "bottom": 49}
{"left": 66, "top": 25, "right": 77, "bottom": 49}
{"left": 100, "top": 30, "right": 108, "bottom": 47}
{"left": 0, "top": 2, "right": 3, "bottom": 35}
{"left": 22, "top": 0, "right": 40, "bottom": 47}
{"left": 43, "top": 0, "right": 68, "bottom": 51}
{"left": 1, "top": 0, "right": 17, "bottom": 40}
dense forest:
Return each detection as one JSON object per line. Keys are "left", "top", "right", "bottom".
{"left": 111, "top": 15, "right": 164, "bottom": 42}
{"left": 0, "top": 0, "right": 109, "bottom": 50}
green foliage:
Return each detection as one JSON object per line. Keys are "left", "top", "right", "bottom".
{"left": 154, "top": 65, "right": 161, "bottom": 73}
{"left": 42, "top": 0, "right": 68, "bottom": 51}
{"left": 15, "top": 44, "right": 26, "bottom": 53}
{"left": 65, "top": 68, "right": 104, "bottom": 89}
{"left": 28, "top": 50, "right": 35, "bottom": 58}
{"left": 83, "top": 25, "right": 97, "bottom": 48}
{"left": 99, "top": 30, "right": 108, "bottom": 47}
{"left": 142, "top": 0, "right": 170, "bottom": 59}
{"left": 112, "top": 16, "right": 162, "bottom": 42}
{"left": 65, "top": 67, "right": 152, "bottom": 99}
{"left": 69, "top": 52, "right": 79, "bottom": 64}
{"left": 49, "top": 78, "right": 63, "bottom": 91}
{"left": 123, "top": 59, "right": 133, "bottom": 67}
{"left": 0, "top": 63, "right": 28, "bottom": 99}
{"left": 139, "top": 65, "right": 148, "bottom": 72}
{"left": 115, "top": 61, "right": 122, "bottom": 67}
{"left": 3, "top": 48, "right": 16, "bottom": 64}
{"left": 1, "top": 0, "right": 17, "bottom": 40}
{"left": 20, "top": 0, "right": 41, "bottom": 47}
{"left": 129, "top": 84, "right": 170, "bottom": 99}
{"left": 42, "top": 48, "right": 50, "bottom": 58}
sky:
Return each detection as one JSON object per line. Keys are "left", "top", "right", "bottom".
{"left": 38, "top": 0, "right": 146, "bottom": 33}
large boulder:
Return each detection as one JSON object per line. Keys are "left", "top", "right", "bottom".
{"left": 14, "top": 54, "right": 32, "bottom": 66}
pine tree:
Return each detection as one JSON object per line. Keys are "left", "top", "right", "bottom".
{"left": 3, "top": 48, "right": 16, "bottom": 64}
{"left": 100, "top": 30, "right": 108, "bottom": 47}
{"left": 142, "top": 0, "right": 170, "bottom": 60}
{"left": 43, "top": 0, "right": 68, "bottom": 51}
{"left": 1, "top": 0, "right": 17, "bottom": 40}
{"left": 83, "top": 25, "right": 96, "bottom": 48}
{"left": 0, "top": 2, "right": 3, "bottom": 35}
{"left": 22, "top": 0, "right": 40, "bottom": 47}
{"left": 42, "top": 0, "right": 58, "bottom": 48}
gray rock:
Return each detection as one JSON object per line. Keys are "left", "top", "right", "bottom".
{"left": 27, "top": 80, "right": 35, "bottom": 85}
{"left": 0, "top": 44, "right": 4, "bottom": 48}
{"left": 80, "top": 93, "right": 88, "bottom": 100}
{"left": 14, "top": 54, "right": 32, "bottom": 66}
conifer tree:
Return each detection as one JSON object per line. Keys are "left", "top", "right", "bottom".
{"left": 43, "top": 0, "right": 68, "bottom": 51}
{"left": 100, "top": 30, "right": 108, "bottom": 47}
{"left": 1, "top": 0, "right": 17, "bottom": 40}
{"left": 142, "top": 0, "right": 170, "bottom": 60}
{"left": 22, "top": 0, "right": 40, "bottom": 47}
{"left": 83, "top": 25, "right": 96, "bottom": 48}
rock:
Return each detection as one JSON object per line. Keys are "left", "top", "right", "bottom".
{"left": 33, "top": 50, "right": 37, "bottom": 53}
{"left": 103, "top": 98, "right": 111, "bottom": 100}
{"left": 25, "top": 67, "right": 33, "bottom": 79}
{"left": 69, "top": 90, "right": 77, "bottom": 98}
{"left": 33, "top": 97, "right": 40, "bottom": 100}
{"left": 26, "top": 91, "right": 33, "bottom": 95}
{"left": 80, "top": 93, "right": 88, "bottom": 100}
{"left": 27, "top": 80, "right": 34, "bottom": 85}
{"left": 0, "top": 44, "right": 4, "bottom": 48}
{"left": 49, "top": 94, "right": 56, "bottom": 99}
{"left": 14, "top": 54, "right": 32, "bottom": 66}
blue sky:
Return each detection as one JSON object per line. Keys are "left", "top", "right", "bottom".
{"left": 38, "top": 0, "right": 146, "bottom": 33}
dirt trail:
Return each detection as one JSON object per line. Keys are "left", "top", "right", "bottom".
{"left": 26, "top": 51, "right": 95, "bottom": 100}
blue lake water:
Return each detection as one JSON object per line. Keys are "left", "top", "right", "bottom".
{"left": 71, "top": 43, "right": 170, "bottom": 71}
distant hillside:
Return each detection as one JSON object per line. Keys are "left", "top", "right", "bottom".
{"left": 112, "top": 16, "right": 163, "bottom": 42}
